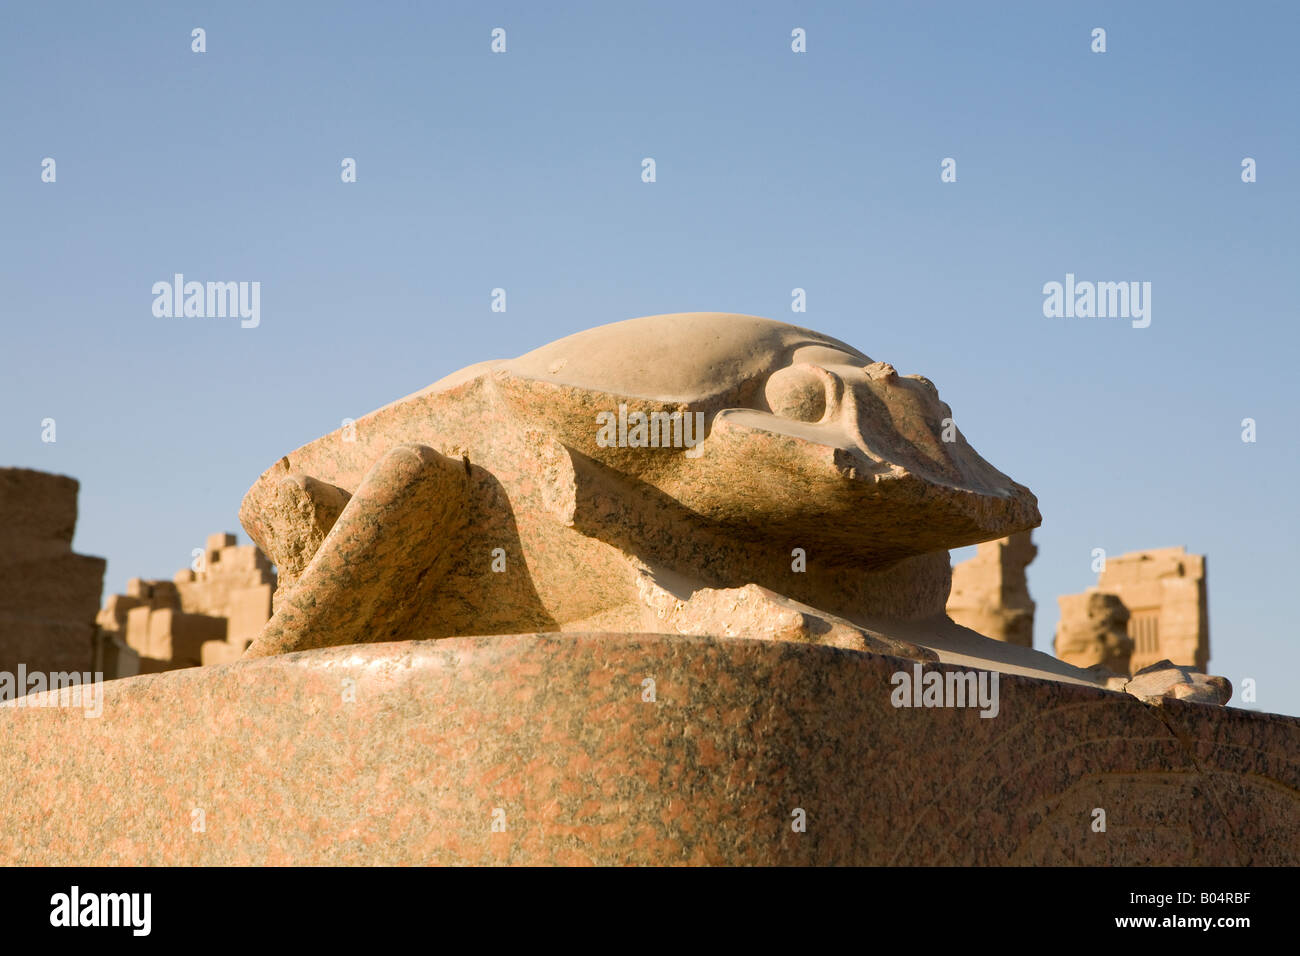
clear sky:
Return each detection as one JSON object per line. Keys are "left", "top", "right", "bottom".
{"left": 3, "top": 2, "right": 1296, "bottom": 713}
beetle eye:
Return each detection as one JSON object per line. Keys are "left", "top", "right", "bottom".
{"left": 764, "top": 365, "right": 829, "bottom": 423}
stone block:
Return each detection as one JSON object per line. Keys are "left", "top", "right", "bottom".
{"left": 124, "top": 605, "right": 153, "bottom": 656}
{"left": 216, "top": 545, "right": 254, "bottom": 571}
{"left": 0, "top": 468, "right": 78, "bottom": 552}
{"left": 94, "top": 629, "right": 140, "bottom": 680}
{"left": 0, "top": 553, "right": 106, "bottom": 622}
{"left": 146, "top": 610, "right": 226, "bottom": 665}
{"left": 0, "top": 613, "right": 94, "bottom": 675}
{"left": 0, "top": 468, "right": 111, "bottom": 678}
{"left": 148, "top": 581, "right": 181, "bottom": 609}
{"left": 96, "top": 594, "right": 145, "bottom": 633}
{"left": 206, "top": 532, "right": 237, "bottom": 554}
{"left": 0, "top": 633, "right": 1295, "bottom": 865}
{"left": 200, "top": 640, "right": 244, "bottom": 667}
{"left": 227, "top": 584, "right": 272, "bottom": 647}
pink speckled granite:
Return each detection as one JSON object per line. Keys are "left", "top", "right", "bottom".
{"left": 1, "top": 633, "right": 1294, "bottom": 865}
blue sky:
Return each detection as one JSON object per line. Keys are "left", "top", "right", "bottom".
{"left": 2, "top": 2, "right": 1296, "bottom": 713}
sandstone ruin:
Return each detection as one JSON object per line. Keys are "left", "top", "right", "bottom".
{"left": 945, "top": 531, "right": 1036, "bottom": 646}
{"left": 96, "top": 532, "right": 275, "bottom": 674}
{"left": 1053, "top": 590, "right": 1133, "bottom": 674}
{"left": 1055, "top": 546, "right": 1208, "bottom": 676}
{"left": 0, "top": 468, "right": 105, "bottom": 675}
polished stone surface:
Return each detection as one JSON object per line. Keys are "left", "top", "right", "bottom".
{"left": 2, "top": 632, "right": 1293, "bottom": 865}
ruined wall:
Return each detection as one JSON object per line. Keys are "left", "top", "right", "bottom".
{"left": 1054, "top": 590, "right": 1133, "bottom": 674}
{"left": 0, "top": 468, "right": 106, "bottom": 675}
{"left": 946, "top": 531, "right": 1036, "bottom": 646}
{"left": 1055, "top": 547, "right": 1208, "bottom": 675}
{"left": 96, "top": 532, "right": 275, "bottom": 674}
